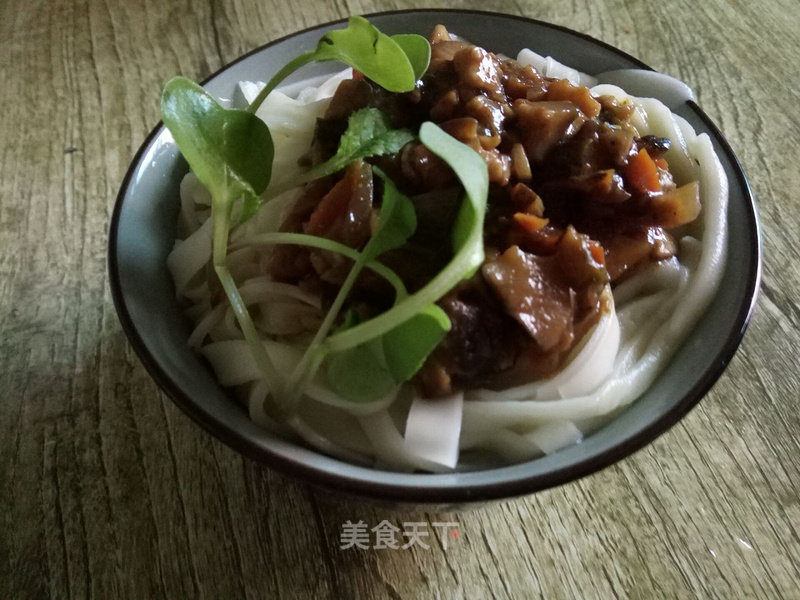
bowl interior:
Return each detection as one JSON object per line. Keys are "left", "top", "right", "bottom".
{"left": 110, "top": 10, "right": 759, "bottom": 504}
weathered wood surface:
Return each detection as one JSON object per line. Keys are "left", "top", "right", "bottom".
{"left": 1, "top": 0, "right": 798, "bottom": 598}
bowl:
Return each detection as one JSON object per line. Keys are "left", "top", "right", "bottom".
{"left": 109, "top": 9, "right": 760, "bottom": 506}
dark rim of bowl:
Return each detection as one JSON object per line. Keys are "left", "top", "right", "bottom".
{"left": 108, "top": 9, "right": 762, "bottom": 505}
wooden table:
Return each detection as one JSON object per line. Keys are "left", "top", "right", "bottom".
{"left": 2, "top": 0, "right": 798, "bottom": 597}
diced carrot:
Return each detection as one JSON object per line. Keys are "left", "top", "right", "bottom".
{"left": 654, "top": 157, "right": 669, "bottom": 170}
{"left": 588, "top": 240, "right": 606, "bottom": 266}
{"left": 626, "top": 148, "right": 662, "bottom": 193}
{"left": 513, "top": 212, "right": 549, "bottom": 233}
{"left": 305, "top": 176, "right": 350, "bottom": 236}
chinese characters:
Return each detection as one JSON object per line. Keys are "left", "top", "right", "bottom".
{"left": 339, "top": 520, "right": 460, "bottom": 550}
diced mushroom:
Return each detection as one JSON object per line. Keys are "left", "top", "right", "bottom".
{"left": 482, "top": 245, "right": 575, "bottom": 352}
{"left": 514, "top": 99, "right": 586, "bottom": 163}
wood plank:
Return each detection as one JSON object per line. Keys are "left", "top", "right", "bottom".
{"left": 1, "top": 0, "right": 798, "bottom": 598}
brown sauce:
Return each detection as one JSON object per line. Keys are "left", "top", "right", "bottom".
{"left": 271, "top": 25, "right": 701, "bottom": 397}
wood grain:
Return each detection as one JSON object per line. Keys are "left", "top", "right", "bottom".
{"left": 1, "top": 0, "right": 798, "bottom": 598}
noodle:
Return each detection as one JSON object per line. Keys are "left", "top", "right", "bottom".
{"left": 167, "top": 47, "right": 727, "bottom": 471}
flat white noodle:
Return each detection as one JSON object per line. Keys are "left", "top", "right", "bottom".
{"left": 238, "top": 278, "right": 321, "bottom": 308}
{"left": 188, "top": 303, "right": 226, "bottom": 348}
{"left": 359, "top": 411, "right": 452, "bottom": 473}
{"left": 181, "top": 280, "right": 211, "bottom": 305}
{"left": 237, "top": 68, "right": 351, "bottom": 194}
{"left": 178, "top": 173, "right": 207, "bottom": 235}
{"left": 528, "top": 420, "right": 584, "bottom": 454}
{"left": 287, "top": 415, "right": 372, "bottom": 465}
{"left": 209, "top": 308, "right": 242, "bottom": 342}
{"left": 246, "top": 379, "right": 291, "bottom": 437}
{"left": 296, "top": 397, "right": 375, "bottom": 456}
{"left": 403, "top": 392, "right": 464, "bottom": 469}
{"left": 516, "top": 48, "right": 598, "bottom": 87}
{"left": 231, "top": 186, "right": 303, "bottom": 242}
{"left": 173, "top": 51, "right": 728, "bottom": 470}
{"left": 167, "top": 216, "right": 212, "bottom": 297}
{"left": 474, "top": 420, "right": 583, "bottom": 462}
{"left": 473, "top": 429, "right": 539, "bottom": 463}
{"left": 201, "top": 339, "right": 397, "bottom": 416}
{"left": 457, "top": 87, "right": 727, "bottom": 463}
